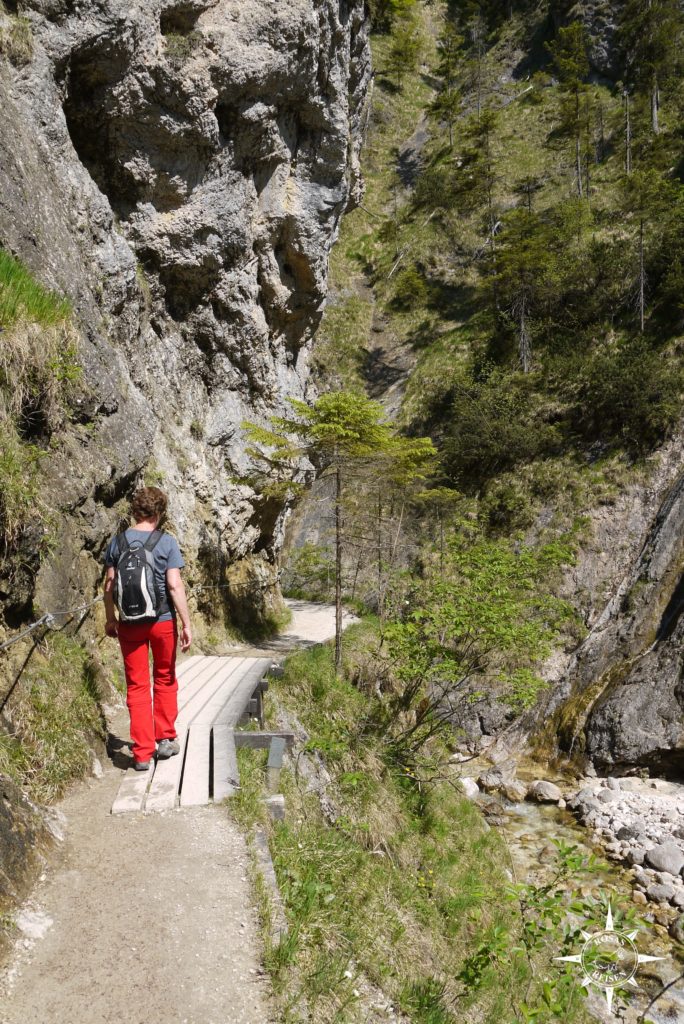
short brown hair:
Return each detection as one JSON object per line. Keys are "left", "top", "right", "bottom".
{"left": 130, "top": 486, "right": 168, "bottom": 524}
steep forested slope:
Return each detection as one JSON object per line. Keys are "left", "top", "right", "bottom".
{"left": 289, "top": 0, "right": 684, "bottom": 767}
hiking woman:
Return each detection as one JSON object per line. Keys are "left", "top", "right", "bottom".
{"left": 103, "top": 486, "right": 192, "bottom": 770}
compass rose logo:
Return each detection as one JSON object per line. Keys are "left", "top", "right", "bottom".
{"left": 554, "top": 904, "right": 665, "bottom": 1012}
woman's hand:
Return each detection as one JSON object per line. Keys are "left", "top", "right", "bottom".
{"left": 105, "top": 620, "right": 119, "bottom": 638}
{"left": 180, "top": 624, "right": 192, "bottom": 652}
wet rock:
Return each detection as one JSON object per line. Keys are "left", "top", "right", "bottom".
{"left": 538, "top": 844, "right": 557, "bottom": 864}
{"left": 502, "top": 780, "right": 528, "bottom": 803}
{"left": 528, "top": 780, "right": 563, "bottom": 804}
{"left": 645, "top": 842, "right": 684, "bottom": 875}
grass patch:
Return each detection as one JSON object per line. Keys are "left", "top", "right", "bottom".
{"left": 231, "top": 624, "right": 593, "bottom": 1024}
{"left": 0, "top": 633, "right": 106, "bottom": 802}
{"left": 0, "top": 12, "right": 33, "bottom": 66}
{"left": 0, "top": 251, "right": 70, "bottom": 329}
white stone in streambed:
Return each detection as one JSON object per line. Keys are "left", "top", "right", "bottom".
{"left": 645, "top": 842, "right": 684, "bottom": 875}
{"left": 606, "top": 777, "right": 621, "bottom": 790}
{"left": 459, "top": 778, "right": 480, "bottom": 800}
{"left": 502, "top": 780, "right": 528, "bottom": 803}
{"left": 528, "top": 780, "right": 563, "bottom": 803}
{"left": 597, "top": 788, "right": 619, "bottom": 804}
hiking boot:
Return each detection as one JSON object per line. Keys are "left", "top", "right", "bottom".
{"left": 133, "top": 760, "right": 151, "bottom": 772}
{"left": 156, "top": 738, "right": 180, "bottom": 760}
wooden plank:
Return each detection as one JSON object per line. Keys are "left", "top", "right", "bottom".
{"left": 267, "top": 736, "right": 286, "bottom": 769}
{"left": 212, "top": 726, "right": 239, "bottom": 802}
{"left": 233, "top": 731, "right": 295, "bottom": 751}
{"left": 144, "top": 732, "right": 189, "bottom": 813}
{"left": 176, "top": 659, "right": 230, "bottom": 726}
{"left": 176, "top": 656, "right": 222, "bottom": 710}
{"left": 184, "top": 657, "right": 248, "bottom": 727}
{"left": 175, "top": 654, "right": 202, "bottom": 680}
{"left": 179, "top": 724, "right": 211, "bottom": 807}
{"left": 111, "top": 762, "right": 154, "bottom": 815}
{"left": 211, "top": 659, "right": 271, "bottom": 727}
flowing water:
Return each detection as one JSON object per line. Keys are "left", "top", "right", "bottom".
{"left": 499, "top": 798, "right": 684, "bottom": 1023}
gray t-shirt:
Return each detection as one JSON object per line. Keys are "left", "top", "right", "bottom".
{"left": 104, "top": 529, "right": 185, "bottom": 622}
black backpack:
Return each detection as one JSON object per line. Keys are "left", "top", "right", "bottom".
{"left": 114, "top": 531, "right": 164, "bottom": 622}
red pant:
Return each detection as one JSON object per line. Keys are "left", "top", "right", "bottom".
{"left": 118, "top": 619, "right": 178, "bottom": 763}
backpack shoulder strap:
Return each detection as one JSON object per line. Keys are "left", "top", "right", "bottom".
{"left": 115, "top": 532, "right": 130, "bottom": 559}
{"left": 143, "top": 530, "right": 163, "bottom": 552}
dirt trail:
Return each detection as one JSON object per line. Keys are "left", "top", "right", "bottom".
{"left": 0, "top": 600, "right": 346, "bottom": 1024}
{"left": 0, "top": 703, "right": 273, "bottom": 1024}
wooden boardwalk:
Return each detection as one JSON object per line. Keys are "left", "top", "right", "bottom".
{"left": 111, "top": 655, "right": 271, "bottom": 815}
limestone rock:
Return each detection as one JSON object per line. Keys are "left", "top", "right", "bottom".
{"left": 0, "top": 0, "right": 371, "bottom": 627}
{"left": 645, "top": 842, "right": 684, "bottom": 876}
{"left": 647, "top": 882, "right": 675, "bottom": 903}
{"left": 459, "top": 778, "right": 480, "bottom": 801}
{"left": 528, "top": 780, "right": 563, "bottom": 803}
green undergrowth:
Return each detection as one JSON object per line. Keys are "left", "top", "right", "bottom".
{"left": 0, "top": 633, "right": 106, "bottom": 803}
{"left": 231, "top": 624, "right": 594, "bottom": 1024}
{"left": 0, "top": 249, "right": 79, "bottom": 549}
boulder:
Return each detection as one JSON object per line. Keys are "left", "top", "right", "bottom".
{"left": 670, "top": 914, "right": 684, "bottom": 944}
{"left": 617, "top": 825, "right": 641, "bottom": 841}
{"left": 647, "top": 882, "right": 675, "bottom": 903}
{"left": 459, "top": 778, "right": 480, "bottom": 801}
{"left": 502, "top": 780, "right": 528, "bottom": 803}
{"left": 645, "top": 842, "right": 684, "bottom": 875}
{"left": 528, "top": 780, "right": 563, "bottom": 804}
{"left": 477, "top": 769, "right": 510, "bottom": 794}
{"left": 632, "top": 890, "right": 648, "bottom": 905}
{"left": 597, "top": 789, "right": 619, "bottom": 804}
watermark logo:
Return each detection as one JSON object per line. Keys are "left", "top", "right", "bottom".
{"left": 554, "top": 904, "right": 665, "bottom": 1012}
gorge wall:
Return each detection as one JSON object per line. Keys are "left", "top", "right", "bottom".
{"left": 0, "top": 0, "right": 371, "bottom": 636}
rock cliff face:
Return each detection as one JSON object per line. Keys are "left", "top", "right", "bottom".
{"left": 0, "top": 0, "right": 371, "bottom": 631}
{"left": 551, "top": 0, "right": 620, "bottom": 79}
{"left": 527, "top": 432, "right": 684, "bottom": 776}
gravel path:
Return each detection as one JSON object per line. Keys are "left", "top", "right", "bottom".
{"left": 0, "top": 599, "right": 351, "bottom": 1024}
{"left": 0, "top": 706, "right": 274, "bottom": 1024}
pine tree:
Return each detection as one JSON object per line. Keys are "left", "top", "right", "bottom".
{"left": 243, "top": 393, "right": 435, "bottom": 673}
{"left": 547, "top": 22, "right": 590, "bottom": 198}
{"left": 620, "top": 168, "right": 675, "bottom": 331}
{"left": 620, "top": 0, "right": 683, "bottom": 133}
{"left": 430, "top": 23, "right": 463, "bottom": 149}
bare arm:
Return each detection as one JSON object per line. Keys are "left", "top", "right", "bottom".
{"left": 103, "top": 566, "right": 118, "bottom": 637}
{"left": 167, "top": 567, "right": 192, "bottom": 651}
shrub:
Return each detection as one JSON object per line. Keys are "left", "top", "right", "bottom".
{"left": 0, "top": 14, "right": 33, "bottom": 66}
{"left": 574, "top": 337, "right": 682, "bottom": 452}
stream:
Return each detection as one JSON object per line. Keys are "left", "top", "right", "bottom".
{"left": 462, "top": 762, "right": 684, "bottom": 1023}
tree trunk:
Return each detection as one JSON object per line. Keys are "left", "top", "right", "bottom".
{"left": 377, "top": 492, "right": 383, "bottom": 617}
{"left": 519, "top": 293, "right": 531, "bottom": 373}
{"left": 334, "top": 462, "right": 343, "bottom": 675}
{"left": 639, "top": 216, "right": 645, "bottom": 333}
{"left": 575, "top": 91, "right": 583, "bottom": 198}
{"left": 625, "top": 91, "right": 632, "bottom": 175}
{"left": 651, "top": 74, "right": 659, "bottom": 134}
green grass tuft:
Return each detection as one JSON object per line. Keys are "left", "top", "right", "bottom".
{"left": 0, "top": 250, "right": 70, "bottom": 329}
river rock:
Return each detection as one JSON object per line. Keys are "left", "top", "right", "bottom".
{"left": 632, "top": 890, "right": 648, "bottom": 905}
{"left": 605, "top": 777, "right": 621, "bottom": 790}
{"left": 617, "top": 825, "right": 641, "bottom": 841}
{"left": 645, "top": 842, "right": 684, "bottom": 875}
{"left": 459, "top": 778, "right": 480, "bottom": 801}
{"left": 477, "top": 768, "right": 511, "bottom": 794}
{"left": 647, "top": 882, "right": 675, "bottom": 903}
{"left": 670, "top": 915, "right": 684, "bottom": 944}
{"left": 528, "top": 780, "right": 563, "bottom": 804}
{"left": 502, "top": 780, "right": 528, "bottom": 803}
{"left": 596, "top": 789, "right": 619, "bottom": 804}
